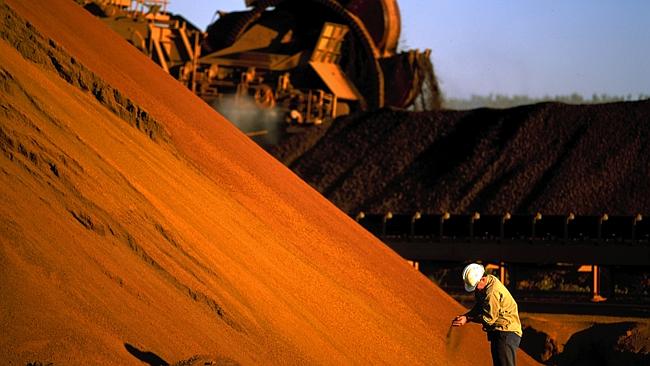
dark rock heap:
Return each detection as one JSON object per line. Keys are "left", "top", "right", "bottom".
{"left": 270, "top": 100, "right": 650, "bottom": 215}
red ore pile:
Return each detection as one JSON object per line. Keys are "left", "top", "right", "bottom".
{"left": 0, "top": 0, "right": 540, "bottom": 365}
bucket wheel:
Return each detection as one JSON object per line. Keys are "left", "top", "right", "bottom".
{"left": 339, "top": 0, "right": 401, "bottom": 57}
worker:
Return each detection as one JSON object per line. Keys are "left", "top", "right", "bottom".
{"left": 451, "top": 263, "right": 522, "bottom": 366}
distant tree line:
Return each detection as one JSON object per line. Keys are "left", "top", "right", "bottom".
{"left": 443, "top": 93, "right": 650, "bottom": 110}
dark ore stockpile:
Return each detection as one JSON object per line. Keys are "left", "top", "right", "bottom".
{"left": 270, "top": 101, "right": 650, "bottom": 215}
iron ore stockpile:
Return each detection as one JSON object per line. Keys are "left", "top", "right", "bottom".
{"left": 270, "top": 101, "right": 650, "bottom": 216}
{"left": 1, "top": 0, "right": 541, "bottom": 365}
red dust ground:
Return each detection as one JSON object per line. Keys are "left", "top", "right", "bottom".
{"left": 0, "top": 0, "right": 539, "bottom": 365}
{"left": 271, "top": 102, "right": 650, "bottom": 215}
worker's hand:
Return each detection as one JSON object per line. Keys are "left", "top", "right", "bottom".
{"left": 451, "top": 315, "right": 468, "bottom": 327}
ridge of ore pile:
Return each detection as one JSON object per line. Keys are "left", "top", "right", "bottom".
{"left": 270, "top": 101, "right": 650, "bottom": 215}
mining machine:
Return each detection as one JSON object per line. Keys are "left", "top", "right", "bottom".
{"left": 77, "top": 0, "right": 440, "bottom": 125}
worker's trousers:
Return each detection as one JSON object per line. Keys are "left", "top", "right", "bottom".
{"left": 487, "top": 331, "right": 521, "bottom": 366}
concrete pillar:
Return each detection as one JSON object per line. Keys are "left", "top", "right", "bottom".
{"left": 591, "top": 265, "right": 607, "bottom": 302}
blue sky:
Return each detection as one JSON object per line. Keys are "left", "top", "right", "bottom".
{"left": 167, "top": 1, "right": 650, "bottom": 99}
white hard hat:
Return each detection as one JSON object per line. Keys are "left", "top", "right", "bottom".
{"left": 462, "top": 263, "right": 485, "bottom": 292}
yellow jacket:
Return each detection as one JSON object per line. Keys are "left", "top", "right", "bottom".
{"left": 467, "top": 275, "right": 522, "bottom": 337}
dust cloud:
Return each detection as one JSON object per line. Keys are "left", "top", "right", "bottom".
{"left": 212, "top": 95, "right": 284, "bottom": 146}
